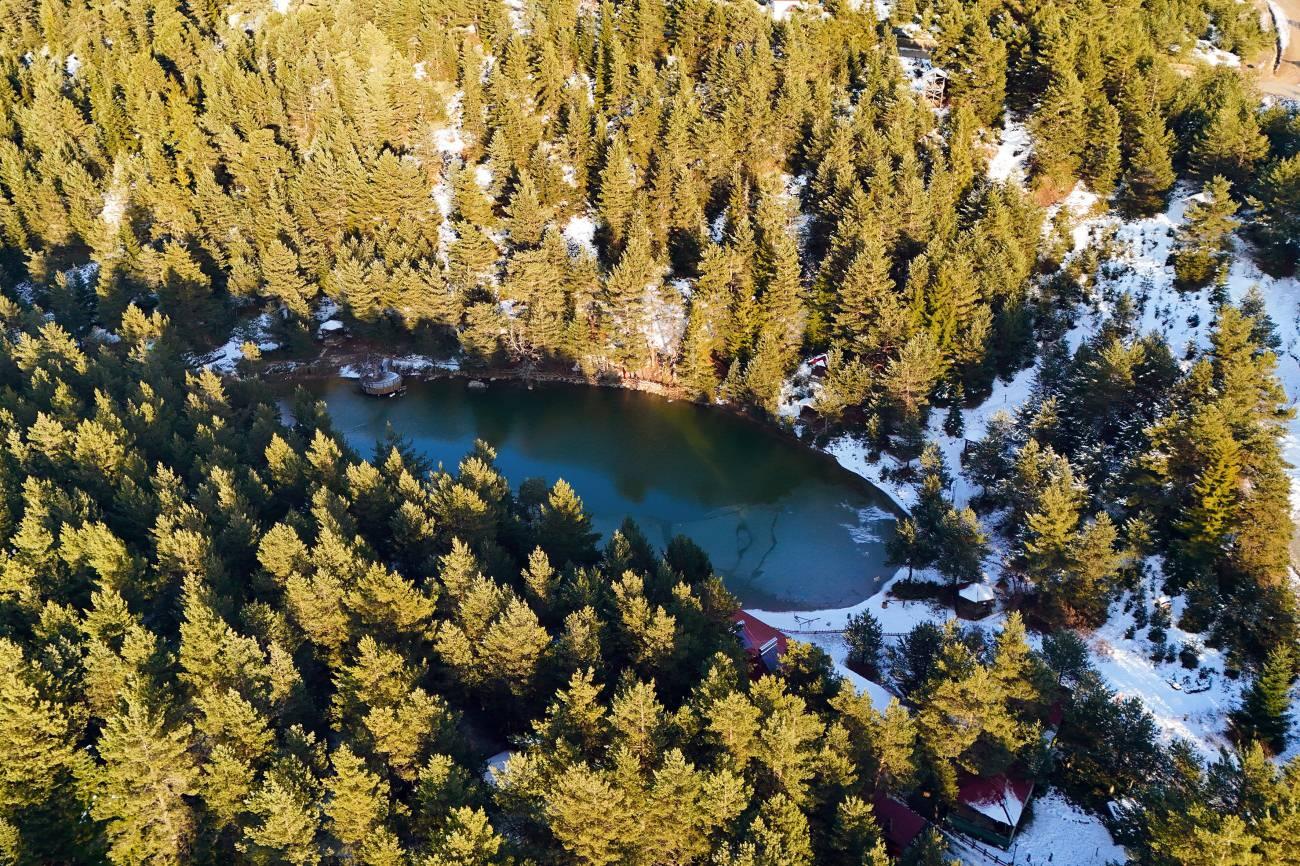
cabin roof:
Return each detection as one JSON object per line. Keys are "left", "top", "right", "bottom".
{"left": 957, "top": 773, "right": 1035, "bottom": 829}
{"left": 483, "top": 750, "right": 512, "bottom": 786}
{"left": 958, "top": 582, "right": 996, "bottom": 603}
{"left": 872, "top": 794, "right": 927, "bottom": 852}
{"left": 318, "top": 318, "right": 345, "bottom": 332}
{"left": 731, "top": 611, "right": 789, "bottom": 660}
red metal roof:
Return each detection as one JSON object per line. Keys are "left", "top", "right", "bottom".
{"left": 957, "top": 772, "right": 1036, "bottom": 829}
{"left": 872, "top": 794, "right": 927, "bottom": 853}
{"left": 731, "top": 611, "right": 789, "bottom": 669}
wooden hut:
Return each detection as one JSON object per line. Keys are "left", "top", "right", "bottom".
{"left": 316, "top": 319, "right": 348, "bottom": 345}
{"left": 949, "top": 772, "right": 1036, "bottom": 849}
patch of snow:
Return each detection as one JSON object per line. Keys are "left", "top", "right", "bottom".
{"left": 1191, "top": 40, "right": 1240, "bottom": 67}
{"left": 1085, "top": 572, "right": 1241, "bottom": 759}
{"left": 1001, "top": 791, "right": 1125, "bottom": 866}
{"left": 272, "top": 0, "right": 291, "bottom": 13}
{"left": 413, "top": 61, "right": 427, "bottom": 81}
{"left": 710, "top": 210, "right": 728, "bottom": 243}
{"left": 1067, "top": 185, "right": 1300, "bottom": 522}
{"left": 390, "top": 354, "right": 459, "bottom": 374}
{"left": 101, "top": 186, "right": 127, "bottom": 229}
{"left": 799, "top": 630, "right": 902, "bottom": 714}
{"left": 89, "top": 326, "right": 121, "bottom": 344}
{"left": 641, "top": 284, "right": 686, "bottom": 357}
{"left": 474, "top": 164, "right": 493, "bottom": 189}
{"left": 562, "top": 215, "right": 597, "bottom": 258}
{"left": 64, "top": 54, "right": 80, "bottom": 76}
{"left": 314, "top": 297, "right": 340, "bottom": 323}
{"left": 433, "top": 127, "right": 465, "bottom": 156}
{"left": 761, "top": 0, "right": 805, "bottom": 21}
{"left": 898, "top": 54, "right": 946, "bottom": 101}
{"left": 201, "top": 312, "right": 278, "bottom": 373}
{"left": 988, "top": 117, "right": 1032, "bottom": 185}
{"left": 751, "top": 568, "right": 994, "bottom": 640}
{"left": 967, "top": 779, "right": 1030, "bottom": 829}
{"left": 483, "top": 750, "right": 512, "bottom": 785}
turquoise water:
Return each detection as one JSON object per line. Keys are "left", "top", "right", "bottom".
{"left": 301, "top": 377, "right": 898, "bottom": 610}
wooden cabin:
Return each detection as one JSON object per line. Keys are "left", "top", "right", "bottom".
{"left": 316, "top": 319, "right": 348, "bottom": 345}
{"left": 949, "top": 772, "right": 1037, "bottom": 849}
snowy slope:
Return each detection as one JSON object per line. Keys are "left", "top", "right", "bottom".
{"left": 773, "top": 181, "right": 1300, "bottom": 774}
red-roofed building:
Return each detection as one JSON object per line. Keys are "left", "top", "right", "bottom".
{"left": 731, "top": 611, "right": 789, "bottom": 675}
{"left": 872, "top": 794, "right": 928, "bottom": 855}
{"left": 950, "top": 772, "right": 1037, "bottom": 848}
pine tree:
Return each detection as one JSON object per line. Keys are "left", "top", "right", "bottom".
{"left": 0, "top": 639, "right": 75, "bottom": 815}
{"left": 261, "top": 238, "right": 314, "bottom": 318}
{"left": 545, "top": 763, "right": 633, "bottom": 866}
{"left": 1175, "top": 402, "right": 1241, "bottom": 561}
{"left": 1248, "top": 154, "right": 1300, "bottom": 272}
{"left": 1173, "top": 176, "right": 1239, "bottom": 290}
{"left": 326, "top": 745, "right": 390, "bottom": 852}
{"left": 833, "top": 231, "right": 897, "bottom": 351}
{"left": 1020, "top": 464, "right": 1082, "bottom": 595}
{"left": 506, "top": 172, "right": 548, "bottom": 248}
{"left": 91, "top": 692, "right": 199, "bottom": 866}
{"left": 598, "top": 133, "right": 635, "bottom": 255}
{"left": 1083, "top": 97, "right": 1123, "bottom": 196}
{"left": 538, "top": 479, "right": 599, "bottom": 565}
{"left": 1232, "top": 645, "right": 1294, "bottom": 753}
{"left": 241, "top": 765, "right": 322, "bottom": 866}
{"left": 844, "top": 611, "right": 884, "bottom": 678}
{"left": 882, "top": 332, "right": 945, "bottom": 419}
{"left": 1192, "top": 98, "right": 1269, "bottom": 188}
{"left": 1122, "top": 103, "right": 1176, "bottom": 215}
{"left": 1032, "top": 70, "right": 1087, "bottom": 187}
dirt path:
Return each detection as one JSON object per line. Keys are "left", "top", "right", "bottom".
{"left": 1258, "top": 0, "right": 1300, "bottom": 100}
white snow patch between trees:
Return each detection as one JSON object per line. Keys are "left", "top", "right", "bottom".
{"left": 988, "top": 118, "right": 1032, "bottom": 184}
{"left": 562, "top": 215, "right": 597, "bottom": 258}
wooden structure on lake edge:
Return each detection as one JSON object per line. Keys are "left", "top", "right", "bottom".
{"left": 360, "top": 367, "right": 405, "bottom": 397}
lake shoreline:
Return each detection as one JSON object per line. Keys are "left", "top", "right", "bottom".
{"left": 284, "top": 373, "right": 904, "bottom": 610}
{"left": 257, "top": 347, "right": 909, "bottom": 521}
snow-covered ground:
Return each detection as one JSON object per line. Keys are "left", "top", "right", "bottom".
{"left": 767, "top": 181, "right": 1300, "bottom": 810}
{"left": 563, "top": 214, "right": 597, "bottom": 258}
{"left": 988, "top": 118, "right": 1032, "bottom": 185}
{"left": 199, "top": 312, "right": 278, "bottom": 373}
{"left": 957, "top": 791, "right": 1126, "bottom": 866}
{"left": 338, "top": 355, "right": 460, "bottom": 379}
{"left": 1063, "top": 185, "right": 1300, "bottom": 515}
{"left": 1191, "top": 39, "right": 1240, "bottom": 67}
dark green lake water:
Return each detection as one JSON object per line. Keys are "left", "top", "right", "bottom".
{"left": 301, "top": 377, "right": 898, "bottom": 610}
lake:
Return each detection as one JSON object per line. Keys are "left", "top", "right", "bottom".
{"left": 299, "top": 377, "right": 899, "bottom": 611}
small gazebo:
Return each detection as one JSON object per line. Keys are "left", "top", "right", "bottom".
{"left": 956, "top": 581, "right": 996, "bottom": 620}
{"left": 360, "top": 368, "right": 405, "bottom": 398}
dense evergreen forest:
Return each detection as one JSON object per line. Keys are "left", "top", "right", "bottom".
{"left": 1, "top": 0, "right": 1300, "bottom": 864}
{"left": 0, "top": 306, "right": 1295, "bottom": 865}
